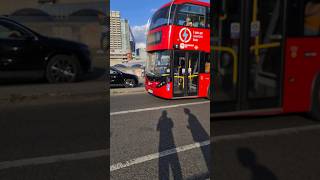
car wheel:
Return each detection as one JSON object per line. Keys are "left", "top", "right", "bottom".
{"left": 46, "top": 55, "right": 82, "bottom": 83}
{"left": 310, "top": 76, "right": 320, "bottom": 121}
{"left": 124, "top": 79, "right": 137, "bottom": 88}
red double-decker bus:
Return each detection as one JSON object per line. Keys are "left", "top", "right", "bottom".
{"left": 145, "top": 0, "right": 210, "bottom": 99}
{"left": 212, "top": 0, "right": 320, "bottom": 120}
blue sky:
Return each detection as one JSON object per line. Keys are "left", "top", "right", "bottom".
{"left": 110, "top": 0, "right": 170, "bottom": 26}
{"left": 110, "top": 0, "right": 209, "bottom": 48}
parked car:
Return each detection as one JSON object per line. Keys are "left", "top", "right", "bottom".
{"left": 0, "top": 16, "right": 92, "bottom": 83}
{"left": 110, "top": 67, "right": 138, "bottom": 88}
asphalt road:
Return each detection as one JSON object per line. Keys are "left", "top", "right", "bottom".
{"left": 0, "top": 96, "right": 108, "bottom": 180}
{"left": 110, "top": 93, "right": 210, "bottom": 180}
{"left": 212, "top": 114, "right": 320, "bottom": 180}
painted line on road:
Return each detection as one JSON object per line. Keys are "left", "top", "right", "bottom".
{"left": 110, "top": 124, "right": 320, "bottom": 172}
{"left": 213, "top": 124, "right": 320, "bottom": 142}
{"left": 0, "top": 149, "right": 108, "bottom": 170}
{"left": 110, "top": 101, "right": 210, "bottom": 116}
{"left": 110, "top": 140, "right": 210, "bottom": 172}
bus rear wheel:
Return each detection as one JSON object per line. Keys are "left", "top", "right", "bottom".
{"left": 310, "top": 76, "right": 320, "bottom": 121}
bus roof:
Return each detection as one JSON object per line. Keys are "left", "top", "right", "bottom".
{"left": 160, "top": 0, "right": 209, "bottom": 10}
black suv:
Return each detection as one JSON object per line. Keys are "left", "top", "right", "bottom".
{"left": 0, "top": 16, "right": 92, "bottom": 83}
{"left": 110, "top": 67, "right": 139, "bottom": 88}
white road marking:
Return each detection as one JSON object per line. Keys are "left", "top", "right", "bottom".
{"left": 110, "top": 140, "right": 210, "bottom": 172}
{"left": 110, "top": 101, "right": 210, "bottom": 116}
{"left": 111, "top": 124, "right": 320, "bottom": 172}
{"left": 0, "top": 149, "right": 108, "bottom": 170}
{"left": 213, "top": 124, "right": 320, "bottom": 142}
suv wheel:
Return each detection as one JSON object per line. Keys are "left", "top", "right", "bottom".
{"left": 124, "top": 79, "right": 137, "bottom": 88}
{"left": 46, "top": 55, "right": 82, "bottom": 83}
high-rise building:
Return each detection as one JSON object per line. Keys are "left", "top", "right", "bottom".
{"left": 129, "top": 26, "right": 136, "bottom": 54}
{"left": 110, "top": 11, "right": 122, "bottom": 52}
{"left": 121, "top": 19, "right": 130, "bottom": 53}
{"left": 110, "top": 11, "right": 136, "bottom": 64}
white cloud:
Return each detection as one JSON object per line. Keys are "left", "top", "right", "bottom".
{"left": 150, "top": 8, "right": 157, "bottom": 13}
{"left": 136, "top": 42, "right": 146, "bottom": 49}
{"left": 131, "top": 24, "right": 148, "bottom": 49}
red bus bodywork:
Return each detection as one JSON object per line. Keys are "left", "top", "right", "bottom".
{"left": 146, "top": 0, "right": 320, "bottom": 118}
{"left": 283, "top": 38, "right": 320, "bottom": 114}
{"left": 145, "top": 0, "right": 210, "bottom": 99}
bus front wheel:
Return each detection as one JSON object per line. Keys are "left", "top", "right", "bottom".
{"left": 310, "top": 76, "right": 320, "bottom": 121}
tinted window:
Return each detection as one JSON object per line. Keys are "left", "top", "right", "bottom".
{"left": 147, "top": 31, "right": 162, "bottom": 45}
{"left": 304, "top": 0, "right": 320, "bottom": 36}
{"left": 0, "top": 21, "right": 25, "bottom": 39}
{"left": 287, "top": 0, "right": 304, "bottom": 36}
{"left": 150, "top": 6, "right": 170, "bottom": 30}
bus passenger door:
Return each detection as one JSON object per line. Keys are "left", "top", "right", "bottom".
{"left": 212, "top": 0, "right": 285, "bottom": 113}
{"left": 245, "top": 0, "right": 285, "bottom": 109}
{"left": 185, "top": 52, "right": 200, "bottom": 96}
{"left": 173, "top": 51, "right": 199, "bottom": 97}
{"left": 212, "top": 0, "right": 241, "bottom": 112}
{"left": 173, "top": 51, "right": 187, "bottom": 97}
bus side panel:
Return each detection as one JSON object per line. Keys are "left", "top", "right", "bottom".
{"left": 198, "top": 73, "right": 210, "bottom": 97}
{"left": 283, "top": 38, "right": 320, "bottom": 113}
{"left": 146, "top": 26, "right": 171, "bottom": 52}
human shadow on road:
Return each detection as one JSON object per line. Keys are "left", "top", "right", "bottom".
{"left": 184, "top": 108, "right": 210, "bottom": 172}
{"left": 157, "top": 110, "right": 183, "bottom": 180}
{"left": 237, "top": 148, "right": 278, "bottom": 180}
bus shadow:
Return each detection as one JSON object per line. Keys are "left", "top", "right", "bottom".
{"left": 237, "top": 147, "right": 278, "bottom": 180}
{"left": 157, "top": 110, "right": 183, "bottom": 180}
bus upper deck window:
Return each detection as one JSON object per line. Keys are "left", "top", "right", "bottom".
{"left": 175, "top": 4, "right": 207, "bottom": 28}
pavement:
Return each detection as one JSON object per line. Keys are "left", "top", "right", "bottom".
{"left": 110, "top": 93, "right": 210, "bottom": 179}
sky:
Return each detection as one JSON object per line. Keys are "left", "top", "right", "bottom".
{"left": 110, "top": 0, "right": 210, "bottom": 48}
